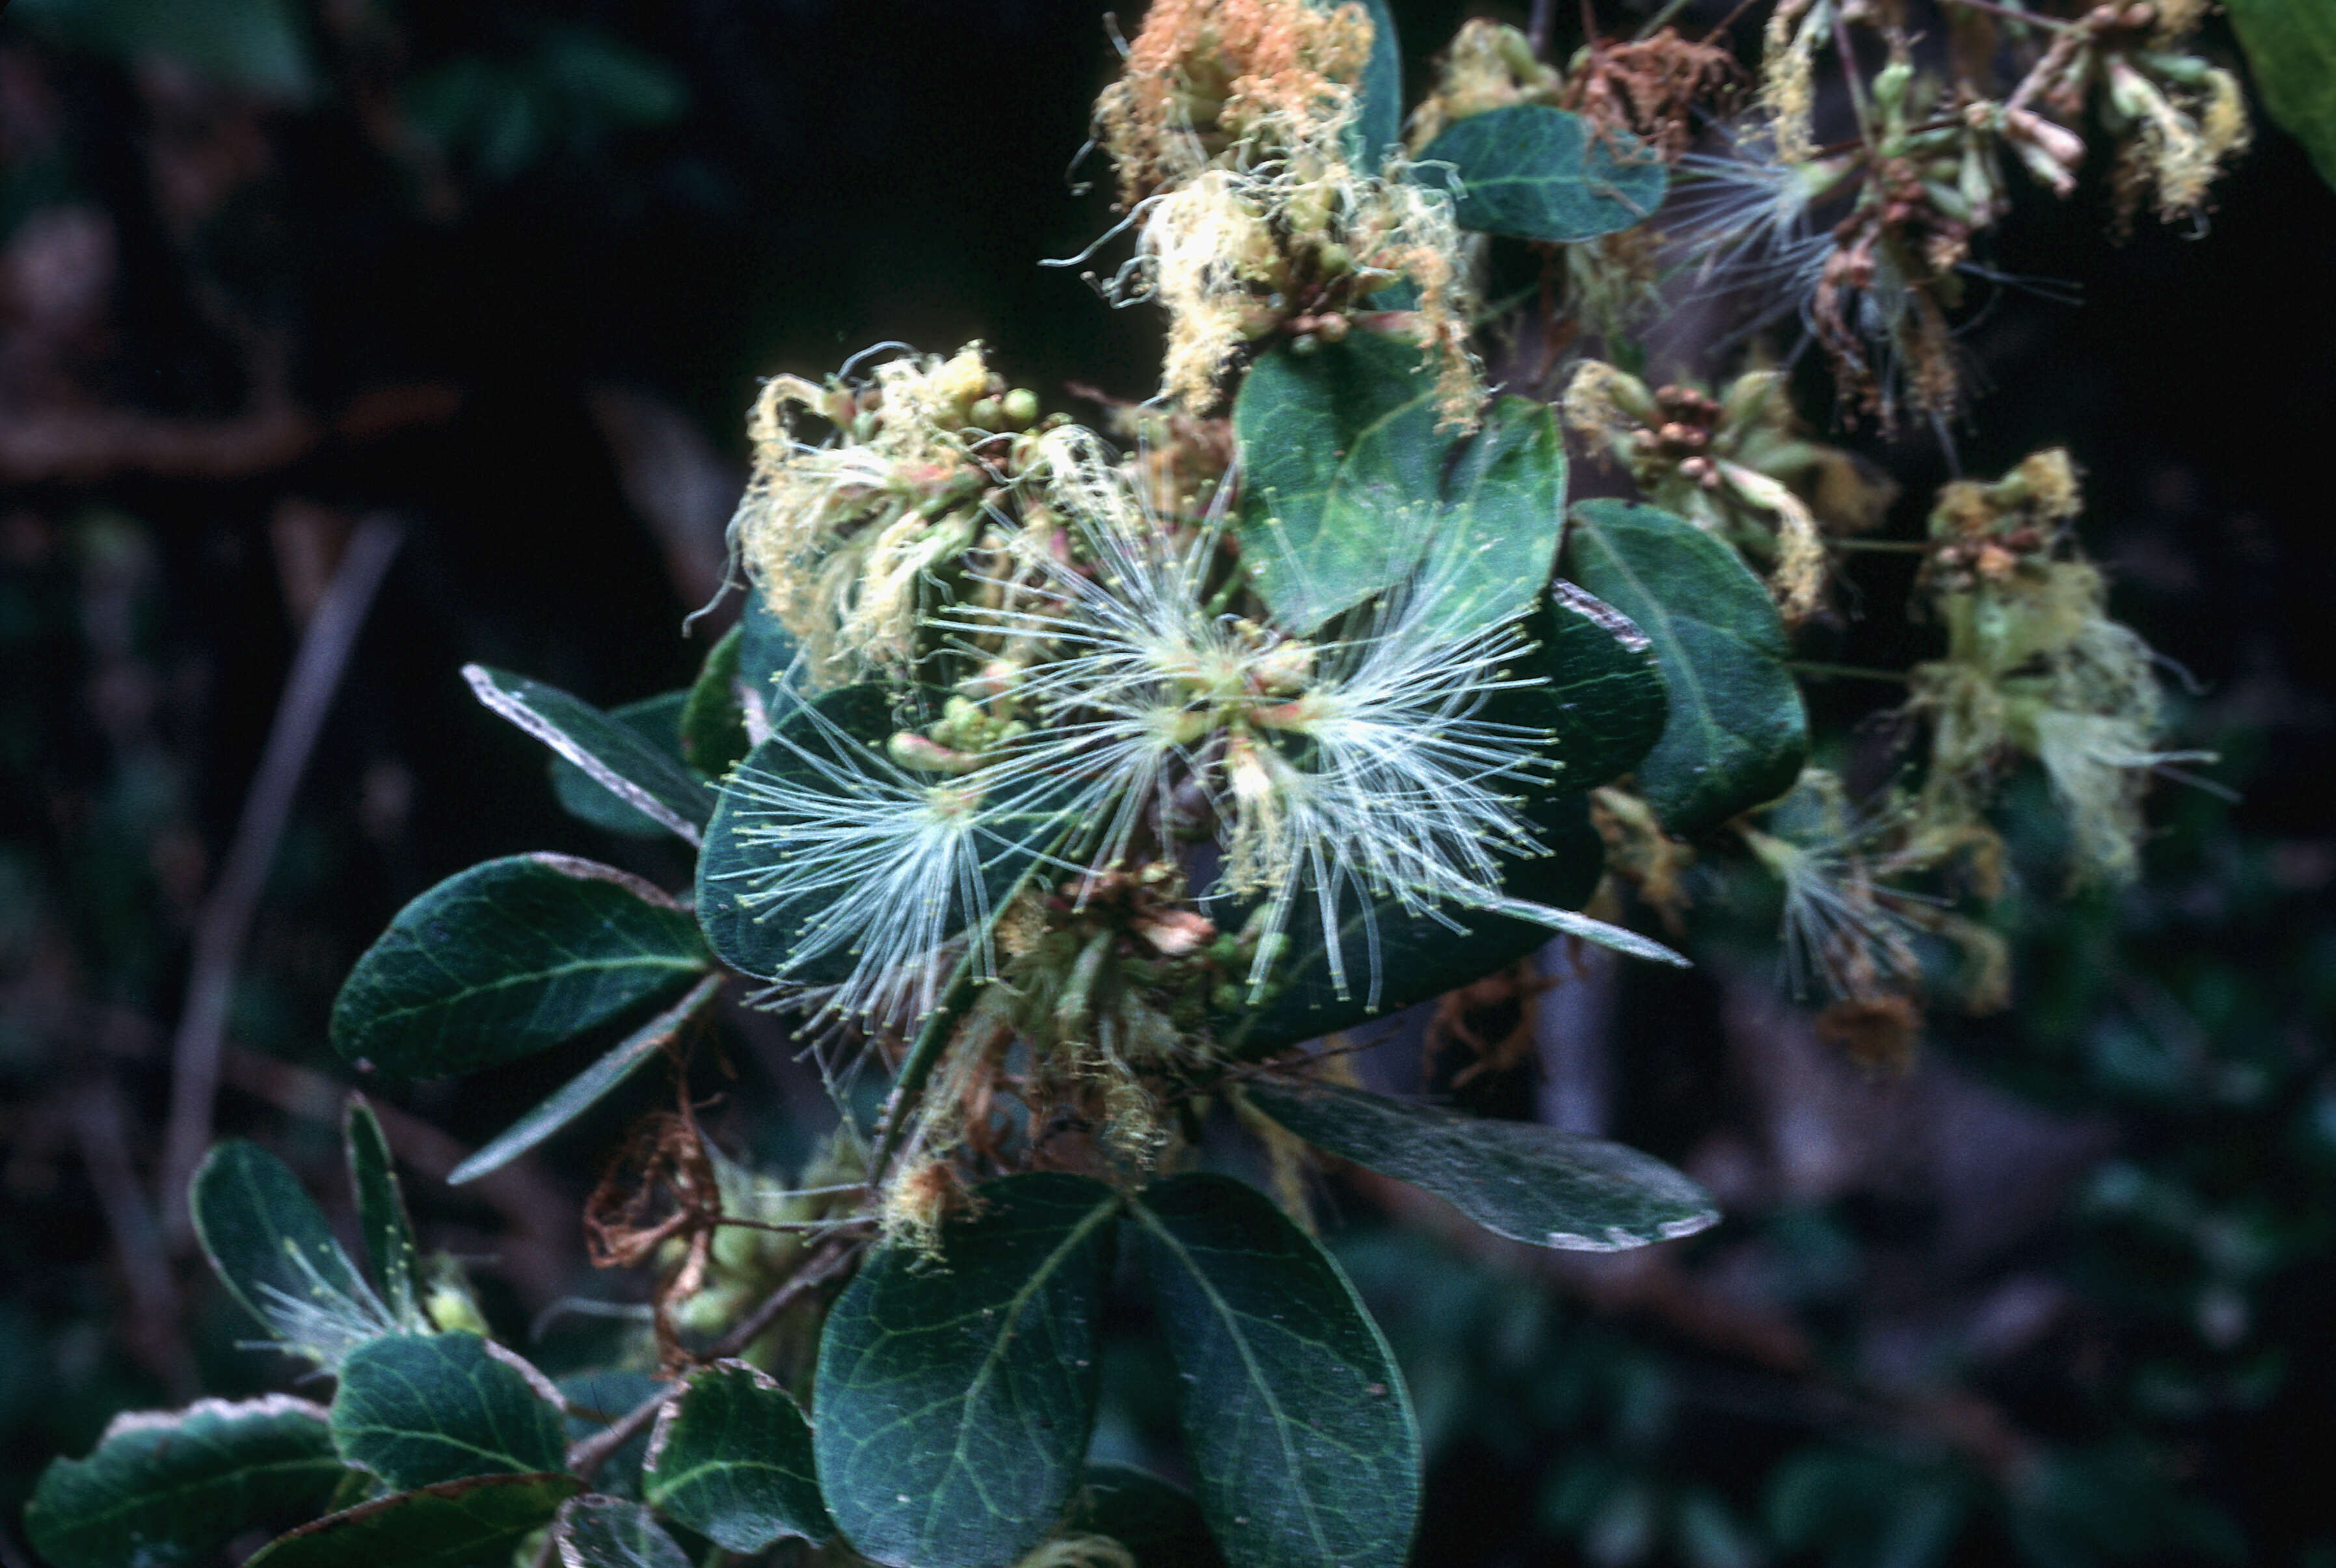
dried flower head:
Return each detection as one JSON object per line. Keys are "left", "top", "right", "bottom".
{"left": 1096, "top": 0, "right": 1375, "bottom": 205}
{"left": 730, "top": 345, "right": 1026, "bottom": 684}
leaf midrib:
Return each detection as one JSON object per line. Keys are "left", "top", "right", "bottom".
{"left": 913, "top": 1192, "right": 1120, "bottom": 1543}
{"left": 1129, "top": 1201, "right": 1336, "bottom": 1563}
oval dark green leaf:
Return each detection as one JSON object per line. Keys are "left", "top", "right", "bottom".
{"left": 344, "top": 1095, "right": 425, "bottom": 1329}
{"left": 1345, "top": 0, "right": 1403, "bottom": 170}
{"left": 1129, "top": 1173, "right": 1419, "bottom": 1568}
{"left": 330, "top": 853, "right": 710, "bottom": 1080}
{"left": 1416, "top": 395, "right": 1570, "bottom": 643}
{"left": 448, "top": 972, "right": 721, "bottom": 1186}
{"left": 1564, "top": 499, "right": 1808, "bottom": 835}
{"left": 814, "top": 1172, "right": 1120, "bottom": 1568}
{"left": 1232, "top": 332, "right": 1447, "bottom": 635}
{"left": 26, "top": 1396, "right": 345, "bottom": 1568}
{"left": 552, "top": 691, "right": 694, "bottom": 838}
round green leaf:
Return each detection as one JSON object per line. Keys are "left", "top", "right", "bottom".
{"left": 643, "top": 1360, "right": 832, "bottom": 1551}
{"left": 27, "top": 1396, "right": 345, "bottom": 1568}
{"left": 330, "top": 853, "right": 710, "bottom": 1080}
{"left": 1129, "top": 1173, "right": 1419, "bottom": 1568}
{"left": 814, "top": 1173, "right": 1121, "bottom": 1568}
{"left": 1233, "top": 333, "right": 1448, "bottom": 635}
{"left": 330, "top": 1333, "right": 569, "bottom": 1491}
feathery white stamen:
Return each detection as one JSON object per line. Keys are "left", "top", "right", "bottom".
{"left": 714, "top": 694, "right": 1069, "bottom": 1024}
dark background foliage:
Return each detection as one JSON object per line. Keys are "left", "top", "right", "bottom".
{"left": 1, "top": 0, "right": 2329, "bottom": 1564}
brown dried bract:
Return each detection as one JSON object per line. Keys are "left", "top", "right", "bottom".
{"left": 1564, "top": 29, "right": 1741, "bottom": 164}
{"left": 1424, "top": 961, "right": 1556, "bottom": 1089}
{"left": 585, "top": 1106, "right": 722, "bottom": 1366}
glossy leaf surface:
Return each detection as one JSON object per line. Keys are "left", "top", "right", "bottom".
{"left": 1233, "top": 332, "right": 1446, "bottom": 634}
{"left": 679, "top": 625, "right": 751, "bottom": 778}
{"left": 643, "top": 1360, "right": 831, "bottom": 1551}
{"left": 26, "top": 1396, "right": 345, "bottom": 1568}
{"left": 1416, "top": 105, "right": 1665, "bottom": 241}
{"left": 814, "top": 1173, "right": 1120, "bottom": 1568}
{"left": 1130, "top": 1174, "right": 1419, "bottom": 1568}
{"left": 1347, "top": 0, "right": 1403, "bottom": 170}
{"left": 330, "top": 1333, "right": 569, "bottom": 1490}
{"left": 1246, "top": 1078, "right": 1718, "bottom": 1250}
{"left": 465, "top": 664, "right": 714, "bottom": 844}
{"left": 552, "top": 691, "right": 693, "bottom": 838}
{"left": 1564, "top": 500, "right": 1807, "bottom": 835}
{"left": 331, "top": 853, "right": 708, "bottom": 1080}
{"left": 1416, "top": 395, "right": 1569, "bottom": 642}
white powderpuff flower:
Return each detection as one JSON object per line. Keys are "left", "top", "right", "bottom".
{"left": 1660, "top": 133, "right": 1849, "bottom": 338}
{"left": 250, "top": 1253, "right": 402, "bottom": 1371}
{"left": 1741, "top": 776, "right": 1924, "bottom": 1002}
{"left": 937, "top": 427, "right": 1244, "bottom": 878}
{"left": 710, "top": 693, "right": 1071, "bottom": 1025}
{"left": 949, "top": 431, "right": 1683, "bottom": 1006}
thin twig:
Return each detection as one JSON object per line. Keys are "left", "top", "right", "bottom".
{"left": 218, "top": 1045, "right": 576, "bottom": 1305}
{"left": 1939, "top": 0, "right": 2077, "bottom": 31}
{"left": 72, "top": 1078, "right": 196, "bottom": 1398}
{"left": 1633, "top": 0, "right": 1697, "bottom": 43}
{"left": 1787, "top": 659, "right": 1913, "bottom": 683}
{"left": 159, "top": 516, "right": 406, "bottom": 1245}
{"left": 1531, "top": 0, "right": 1560, "bottom": 57}
{"left": 564, "top": 1235, "right": 863, "bottom": 1482}
{"left": 708, "top": 1233, "right": 864, "bottom": 1359}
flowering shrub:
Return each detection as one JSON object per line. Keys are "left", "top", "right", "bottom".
{"left": 23, "top": 1, "right": 2324, "bottom": 1566}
